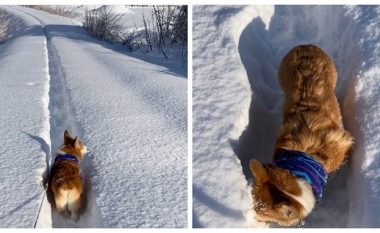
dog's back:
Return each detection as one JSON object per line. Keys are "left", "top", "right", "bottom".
{"left": 250, "top": 45, "right": 354, "bottom": 226}
{"left": 49, "top": 130, "right": 87, "bottom": 220}
{"left": 276, "top": 45, "right": 353, "bottom": 173}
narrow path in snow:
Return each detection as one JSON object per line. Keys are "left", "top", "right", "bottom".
{"left": 44, "top": 28, "right": 100, "bottom": 228}
{"left": 16, "top": 8, "right": 101, "bottom": 228}
{"left": 234, "top": 6, "right": 361, "bottom": 227}
{"left": 193, "top": 5, "right": 378, "bottom": 228}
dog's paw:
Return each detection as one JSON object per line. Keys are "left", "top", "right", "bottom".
{"left": 70, "top": 213, "right": 80, "bottom": 222}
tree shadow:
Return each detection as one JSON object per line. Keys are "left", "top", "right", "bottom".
{"left": 22, "top": 131, "right": 51, "bottom": 188}
{"left": 193, "top": 184, "right": 245, "bottom": 226}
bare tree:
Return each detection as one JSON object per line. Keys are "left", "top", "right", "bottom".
{"left": 172, "top": 5, "right": 187, "bottom": 57}
{"left": 153, "top": 6, "right": 166, "bottom": 48}
{"left": 142, "top": 12, "right": 152, "bottom": 51}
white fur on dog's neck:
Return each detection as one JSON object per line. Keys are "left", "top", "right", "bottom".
{"left": 56, "top": 149, "right": 70, "bottom": 158}
{"left": 283, "top": 179, "right": 316, "bottom": 217}
{"left": 57, "top": 149, "right": 66, "bottom": 155}
{"left": 53, "top": 150, "right": 66, "bottom": 160}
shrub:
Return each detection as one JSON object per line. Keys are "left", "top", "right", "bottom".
{"left": 83, "top": 6, "right": 123, "bottom": 43}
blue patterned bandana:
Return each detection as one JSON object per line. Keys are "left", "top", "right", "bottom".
{"left": 274, "top": 149, "right": 328, "bottom": 200}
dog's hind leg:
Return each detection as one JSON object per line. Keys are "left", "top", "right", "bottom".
{"left": 54, "top": 190, "right": 68, "bottom": 213}
{"left": 67, "top": 189, "right": 82, "bottom": 220}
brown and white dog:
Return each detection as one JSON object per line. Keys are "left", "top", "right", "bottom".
{"left": 250, "top": 45, "right": 353, "bottom": 226}
{"left": 48, "top": 130, "right": 87, "bottom": 220}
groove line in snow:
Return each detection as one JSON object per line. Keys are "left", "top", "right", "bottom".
{"left": 14, "top": 8, "right": 101, "bottom": 228}
{"left": 33, "top": 37, "right": 52, "bottom": 228}
{"left": 43, "top": 20, "right": 101, "bottom": 229}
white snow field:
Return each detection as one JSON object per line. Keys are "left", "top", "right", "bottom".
{"left": 0, "top": 6, "right": 187, "bottom": 228}
{"left": 193, "top": 5, "right": 380, "bottom": 228}
{"left": 64, "top": 5, "right": 154, "bottom": 33}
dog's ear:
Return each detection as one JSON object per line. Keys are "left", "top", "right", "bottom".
{"left": 277, "top": 203, "right": 297, "bottom": 219}
{"left": 71, "top": 137, "right": 79, "bottom": 148}
{"left": 64, "top": 130, "right": 73, "bottom": 139}
{"left": 73, "top": 137, "right": 80, "bottom": 149}
{"left": 268, "top": 168, "right": 302, "bottom": 196}
{"left": 250, "top": 159, "right": 269, "bottom": 185}
{"left": 64, "top": 130, "right": 73, "bottom": 144}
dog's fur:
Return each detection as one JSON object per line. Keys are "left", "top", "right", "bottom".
{"left": 250, "top": 45, "right": 354, "bottom": 226}
{"left": 49, "top": 130, "right": 87, "bottom": 220}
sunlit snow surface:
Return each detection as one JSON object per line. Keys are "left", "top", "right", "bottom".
{"left": 0, "top": 6, "right": 187, "bottom": 228}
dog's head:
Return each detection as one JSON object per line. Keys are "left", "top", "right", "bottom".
{"left": 249, "top": 159, "right": 314, "bottom": 226}
{"left": 61, "top": 129, "right": 88, "bottom": 160}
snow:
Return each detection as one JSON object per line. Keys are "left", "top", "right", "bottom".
{"left": 193, "top": 5, "right": 380, "bottom": 228}
{"left": 343, "top": 5, "right": 380, "bottom": 228}
{"left": 72, "top": 5, "right": 152, "bottom": 31}
{"left": 0, "top": 5, "right": 187, "bottom": 228}
{"left": 107, "top": 5, "right": 135, "bottom": 15}
{"left": 0, "top": 6, "right": 49, "bottom": 227}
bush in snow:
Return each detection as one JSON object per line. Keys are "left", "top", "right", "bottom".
{"left": 172, "top": 6, "right": 187, "bottom": 59}
{"left": 0, "top": 9, "right": 24, "bottom": 44}
{"left": 82, "top": 5, "right": 187, "bottom": 61}
{"left": 0, "top": 10, "right": 7, "bottom": 42}
{"left": 150, "top": 5, "right": 187, "bottom": 59}
{"left": 83, "top": 6, "right": 124, "bottom": 43}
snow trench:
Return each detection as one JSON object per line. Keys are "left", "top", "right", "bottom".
{"left": 43, "top": 32, "right": 102, "bottom": 228}
{"left": 231, "top": 6, "right": 362, "bottom": 227}
{"left": 12, "top": 8, "right": 102, "bottom": 227}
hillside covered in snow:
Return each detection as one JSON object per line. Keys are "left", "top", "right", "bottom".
{"left": 193, "top": 5, "right": 380, "bottom": 228}
{"left": 0, "top": 6, "right": 187, "bottom": 228}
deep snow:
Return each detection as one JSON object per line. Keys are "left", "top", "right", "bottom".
{"left": 0, "top": 6, "right": 187, "bottom": 228}
{"left": 193, "top": 5, "right": 380, "bottom": 228}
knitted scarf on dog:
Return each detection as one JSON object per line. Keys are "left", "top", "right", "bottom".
{"left": 274, "top": 149, "right": 328, "bottom": 201}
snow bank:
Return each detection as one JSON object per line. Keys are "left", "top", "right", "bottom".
{"left": 343, "top": 6, "right": 380, "bottom": 227}
{"left": 193, "top": 6, "right": 272, "bottom": 228}
{"left": 0, "top": 7, "right": 50, "bottom": 227}
{"left": 193, "top": 5, "right": 380, "bottom": 228}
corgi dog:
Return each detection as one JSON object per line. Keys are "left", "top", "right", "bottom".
{"left": 250, "top": 45, "right": 353, "bottom": 226}
{"left": 49, "top": 130, "right": 87, "bottom": 220}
